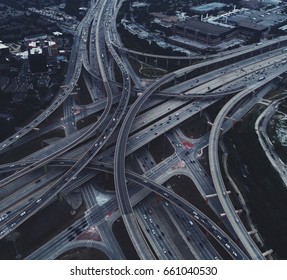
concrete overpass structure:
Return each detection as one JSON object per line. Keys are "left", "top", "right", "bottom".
{"left": 0, "top": 0, "right": 286, "bottom": 260}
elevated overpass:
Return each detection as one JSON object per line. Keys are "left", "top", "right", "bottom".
{"left": 208, "top": 75, "right": 285, "bottom": 259}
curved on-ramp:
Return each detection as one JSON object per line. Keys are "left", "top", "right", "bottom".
{"left": 208, "top": 73, "right": 287, "bottom": 259}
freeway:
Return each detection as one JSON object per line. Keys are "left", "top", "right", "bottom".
{"left": 112, "top": 49, "right": 279, "bottom": 259}
{"left": 66, "top": 160, "right": 251, "bottom": 259}
{"left": 2, "top": 0, "right": 287, "bottom": 261}
{"left": 208, "top": 73, "right": 287, "bottom": 259}
{"left": 15, "top": 158, "right": 248, "bottom": 260}
{"left": 0, "top": 0, "right": 129, "bottom": 189}
{"left": 1, "top": 26, "right": 286, "bottom": 153}
{"left": 112, "top": 32, "right": 287, "bottom": 61}
{"left": 255, "top": 97, "right": 287, "bottom": 186}
{"left": 2, "top": 24, "right": 287, "bottom": 178}
{"left": 112, "top": 36, "right": 287, "bottom": 259}
{"left": 0, "top": 0, "right": 131, "bottom": 239}
{"left": 157, "top": 45, "right": 287, "bottom": 98}
{"left": 0, "top": 42, "right": 284, "bottom": 244}
{"left": 0, "top": 54, "right": 284, "bottom": 212}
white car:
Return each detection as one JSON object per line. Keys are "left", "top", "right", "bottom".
{"left": 1, "top": 214, "right": 8, "bottom": 220}
{"left": 225, "top": 243, "right": 230, "bottom": 249}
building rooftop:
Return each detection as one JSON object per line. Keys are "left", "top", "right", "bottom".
{"left": 175, "top": 19, "right": 231, "bottom": 35}
{"left": 237, "top": 21, "right": 267, "bottom": 31}
{"left": 0, "top": 43, "right": 8, "bottom": 49}
{"left": 30, "top": 47, "right": 43, "bottom": 55}
{"left": 28, "top": 41, "right": 56, "bottom": 48}
{"left": 191, "top": 2, "right": 227, "bottom": 13}
{"left": 24, "top": 33, "right": 47, "bottom": 42}
{"left": 53, "top": 31, "right": 63, "bottom": 36}
{"left": 227, "top": 8, "right": 287, "bottom": 28}
{"left": 132, "top": 1, "right": 149, "bottom": 8}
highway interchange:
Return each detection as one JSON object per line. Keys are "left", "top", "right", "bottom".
{"left": 0, "top": 0, "right": 287, "bottom": 260}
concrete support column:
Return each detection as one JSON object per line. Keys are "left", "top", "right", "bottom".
{"left": 248, "top": 229, "right": 258, "bottom": 235}
{"left": 263, "top": 249, "right": 273, "bottom": 257}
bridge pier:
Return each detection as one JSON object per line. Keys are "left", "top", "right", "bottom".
{"left": 219, "top": 127, "right": 224, "bottom": 136}
{"left": 199, "top": 107, "right": 203, "bottom": 117}
{"left": 225, "top": 116, "right": 236, "bottom": 128}
{"left": 248, "top": 229, "right": 258, "bottom": 235}
{"left": 262, "top": 249, "right": 273, "bottom": 257}
{"left": 207, "top": 120, "right": 213, "bottom": 132}
{"left": 205, "top": 193, "right": 218, "bottom": 203}
{"left": 220, "top": 208, "right": 242, "bottom": 218}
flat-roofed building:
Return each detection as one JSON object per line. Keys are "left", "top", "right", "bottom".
{"left": 173, "top": 19, "right": 237, "bottom": 46}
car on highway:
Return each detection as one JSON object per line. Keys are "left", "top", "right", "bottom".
{"left": 0, "top": 214, "right": 8, "bottom": 221}
{"left": 225, "top": 243, "right": 231, "bottom": 249}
